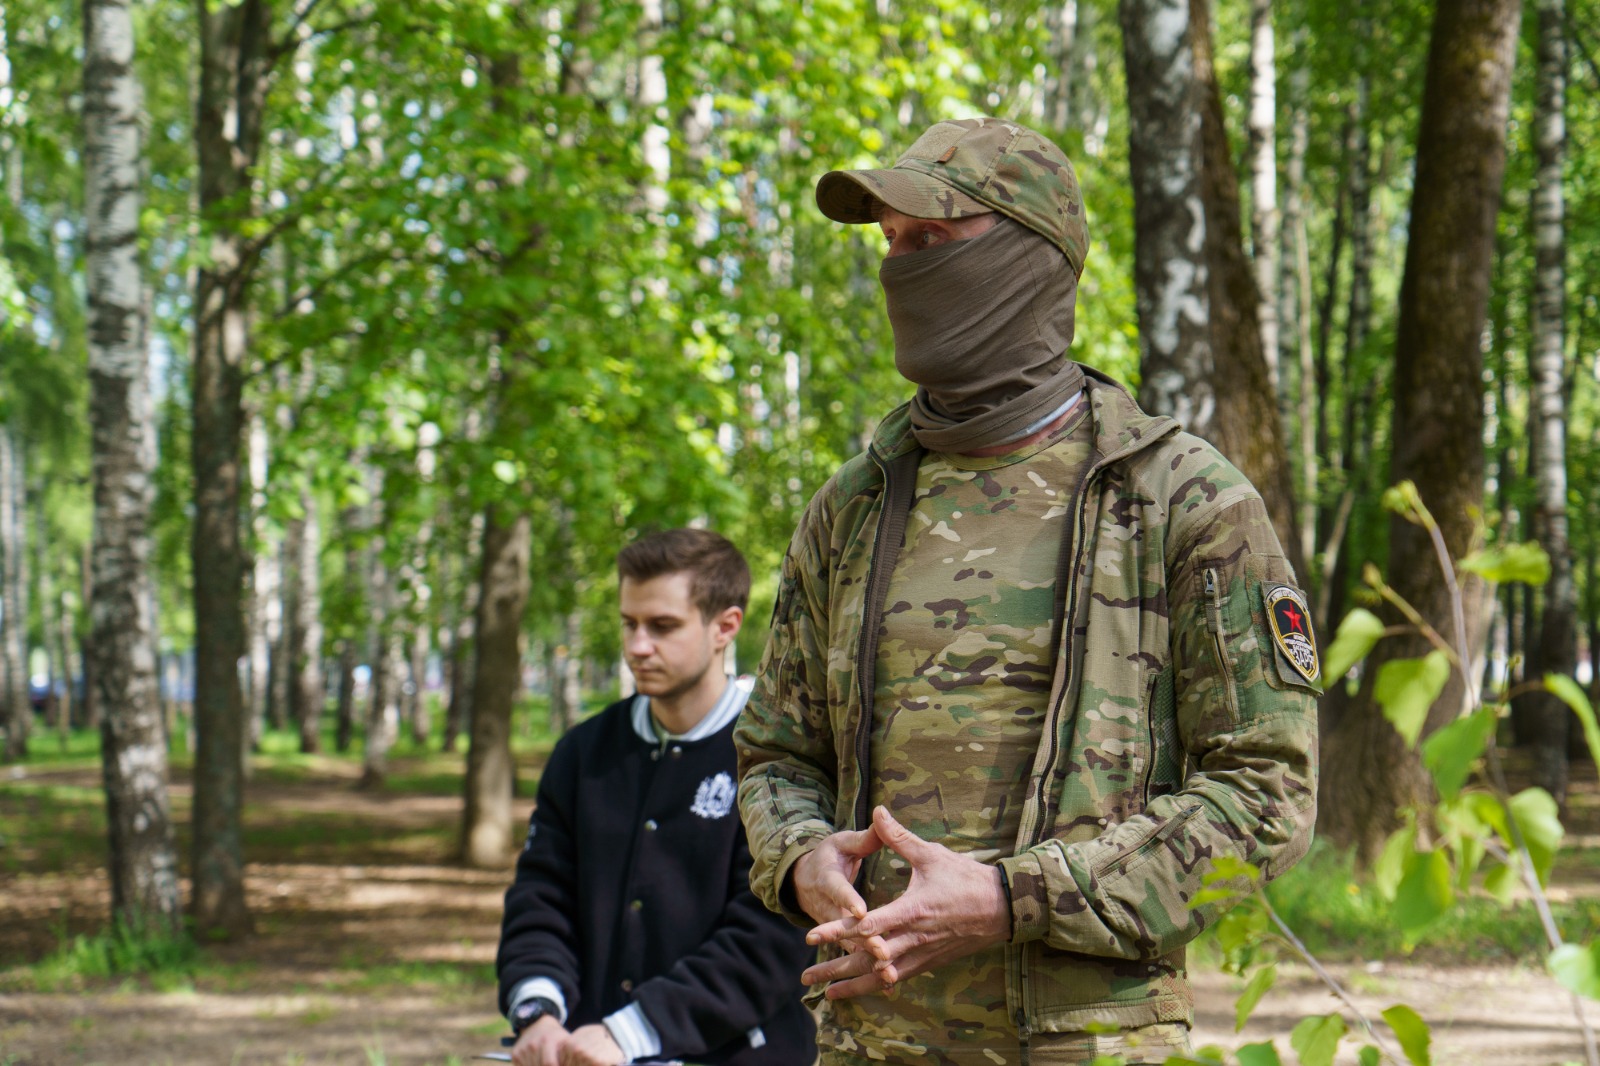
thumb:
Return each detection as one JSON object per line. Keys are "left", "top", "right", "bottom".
{"left": 872, "top": 805, "right": 937, "bottom": 864}
{"left": 832, "top": 823, "right": 887, "bottom": 858}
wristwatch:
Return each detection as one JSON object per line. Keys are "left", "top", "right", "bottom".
{"left": 511, "top": 996, "right": 561, "bottom": 1035}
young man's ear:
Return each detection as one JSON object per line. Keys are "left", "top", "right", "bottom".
{"left": 711, "top": 605, "right": 744, "bottom": 650}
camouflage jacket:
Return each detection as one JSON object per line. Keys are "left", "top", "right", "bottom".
{"left": 734, "top": 367, "right": 1320, "bottom": 1036}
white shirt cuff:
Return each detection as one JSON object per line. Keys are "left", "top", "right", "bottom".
{"left": 603, "top": 1003, "right": 663, "bottom": 1062}
{"left": 508, "top": 977, "right": 569, "bottom": 1025}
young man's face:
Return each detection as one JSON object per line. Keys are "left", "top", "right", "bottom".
{"left": 619, "top": 572, "right": 742, "bottom": 702}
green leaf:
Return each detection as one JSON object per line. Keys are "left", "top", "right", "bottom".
{"left": 1358, "top": 1047, "right": 1381, "bottom": 1066}
{"left": 1460, "top": 542, "right": 1551, "bottom": 586}
{"left": 1236, "top": 1044, "right": 1283, "bottom": 1066}
{"left": 1374, "top": 651, "right": 1452, "bottom": 748}
{"left": 1549, "top": 942, "right": 1600, "bottom": 999}
{"left": 1374, "top": 823, "right": 1417, "bottom": 901}
{"left": 1382, "top": 1004, "right": 1433, "bottom": 1065}
{"left": 1322, "top": 608, "right": 1386, "bottom": 683}
{"left": 1545, "top": 675, "right": 1600, "bottom": 776}
{"left": 1236, "top": 964, "right": 1277, "bottom": 1031}
{"left": 1289, "top": 1013, "right": 1347, "bottom": 1066}
{"left": 1395, "top": 849, "right": 1455, "bottom": 941}
{"left": 1509, "top": 788, "right": 1564, "bottom": 887}
{"left": 1483, "top": 861, "right": 1519, "bottom": 903}
{"left": 1421, "top": 707, "right": 1496, "bottom": 799}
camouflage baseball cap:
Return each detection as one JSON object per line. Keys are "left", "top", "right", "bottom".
{"left": 816, "top": 116, "right": 1089, "bottom": 275}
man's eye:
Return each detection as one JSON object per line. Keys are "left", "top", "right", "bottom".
{"left": 919, "top": 230, "right": 937, "bottom": 247}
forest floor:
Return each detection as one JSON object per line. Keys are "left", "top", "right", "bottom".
{"left": 2, "top": 743, "right": 1599, "bottom": 1065}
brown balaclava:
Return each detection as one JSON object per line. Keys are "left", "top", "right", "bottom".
{"left": 878, "top": 216, "right": 1083, "bottom": 453}
{"left": 815, "top": 117, "right": 1090, "bottom": 453}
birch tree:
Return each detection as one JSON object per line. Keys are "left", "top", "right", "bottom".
{"left": 0, "top": 429, "right": 26, "bottom": 760}
{"left": 1524, "top": 0, "right": 1574, "bottom": 803}
{"left": 84, "top": 0, "right": 180, "bottom": 931}
{"left": 1120, "top": 0, "right": 1212, "bottom": 436}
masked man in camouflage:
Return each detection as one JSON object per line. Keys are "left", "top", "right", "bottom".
{"left": 733, "top": 117, "right": 1321, "bottom": 1065}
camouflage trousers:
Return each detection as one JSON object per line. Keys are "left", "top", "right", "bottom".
{"left": 817, "top": 1022, "right": 1193, "bottom": 1066}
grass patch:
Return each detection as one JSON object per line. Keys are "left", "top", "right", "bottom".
{"left": 22, "top": 922, "right": 200, "bottom": 993}
{"left": 330, "top": 958, "right": 495, "bottom": 993}
{"left": 1242, "top": 841, "right": 1600, "bottom": 963}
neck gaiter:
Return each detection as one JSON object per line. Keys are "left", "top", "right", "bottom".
{"left": 879, "top": 216, "right": 1083, "bottom": 453}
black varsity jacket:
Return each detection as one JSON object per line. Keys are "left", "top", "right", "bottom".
{"left": 496, "top": 695, "right": 816, "bottom": 1066}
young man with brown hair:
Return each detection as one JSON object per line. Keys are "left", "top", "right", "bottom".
{"left": 497, "top": 528, "right": 814, "bottom": 1066}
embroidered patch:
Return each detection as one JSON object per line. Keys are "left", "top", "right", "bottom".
{"left": 691, "top": 771, "right": 737, "bottom": 820}
{"left": 1264, "top": 584, "right": 1319, "bottom": 684}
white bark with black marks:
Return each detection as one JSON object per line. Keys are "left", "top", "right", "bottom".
{"left": 1248, "top": 0, "right": 1280, "bottom": 389}
{"left": 0, "top": 430, "right": 27, "bottom": 761}
{"left": 1527, "top": 0, "right": 1573, "bottom": 802}
{"left": 84, "top": 0, "right": 181, "bottom": 930}
{"left": 1120, "top": 0, "right": 1213, "bottom": 435}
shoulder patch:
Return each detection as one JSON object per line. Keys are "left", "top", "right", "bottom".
{"left": 1264, "top": 584, "right": 1319, "bottom": 685}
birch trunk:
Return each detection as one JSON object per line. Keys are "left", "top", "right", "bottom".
{"left": 1283, "top": 20, "right": 1318, "bottom": 567}
{"left": 288, "top": 497, "right": 324, "bottom": 753}
{"left": 0, "top": 430, "right": 27, "bottom": 760}
{"left": 461, "top": 508, "right": 530, "bottom": 867}
{"left": 84, "top": 0, "right": 181, "bottom": 929}
{"left": 1320, "top": 0, "right": 1524, "bottom": 861}
{"left": 1120, "top": 0, "right": 1212, "bottom": 436}
{"left": 191, "top": 0, "right": 270, "bottom": 938}
{"left": 1524, "top": 0, "right": 1573, "bottom": 802}
{"left": 1247, "top": 0, "right": 1280, "bottom": 388}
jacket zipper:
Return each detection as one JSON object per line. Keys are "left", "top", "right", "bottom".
{"left": 1203, "top": 567, "right": 1240, "bottom": 718}
{"left": 852, "top": 447, "right": 916, "bottom": 833}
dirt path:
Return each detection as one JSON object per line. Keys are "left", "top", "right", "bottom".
{"left": 2, "top": 766, "right": 1594, "bottom": 1065}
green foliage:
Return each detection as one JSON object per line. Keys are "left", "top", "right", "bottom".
{"left": 1321, "top": 608, "right": 1385, "bottom": 684}
{"left": 1459, "top": 542, "right": 1551, "bottom": 586}
{"left": 1419, "top": 707, "right": 1496, "bottom": 800}
{"left": 1288, "top": 1013, "right": 1346, "bottom": 1066}
{"left": 1372, "top": 650, "right": 1451, "bottom": 747}
{"left": 1381, "top": 1005, "right": 1431, "bottom": 1066}
{"left": 1550, "top": 941, "right": 1600, "bottom": 999}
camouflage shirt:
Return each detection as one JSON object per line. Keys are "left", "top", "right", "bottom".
{"left": 734, "top": 368, "right": 1320, "bottom": 1052}
{"left": 833, "top": 408, "right": 1093, "bottom": 1058}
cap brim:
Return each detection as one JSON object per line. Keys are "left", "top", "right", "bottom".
{"left": 816, "top": 168, "right": 993, "bottom": 224}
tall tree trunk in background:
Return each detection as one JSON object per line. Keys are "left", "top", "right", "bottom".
{"left": 37, "top": 501, "right": 71, "bottom": 745}
{"left": 335, "top": 636, "right": 356, "bottom": 753}
{"left": 335, "top": 500, "right": 361, "bottom": 753}
{"left": 549, "top": 609, "right": 583, "bottom": 733}
{"left": 79, "top": 544, "right": 98, "bottom": 730}
{"left": 84, "top": 0, "right": 181, "bottom": 930}
{"left": 1044, "top": 1, "right": 1105, "bottom": 150}
{"left": 407, "top": 621, "right": 430, "bottom": 746}
{"left": 191, "top": 0, "right": 270, "bottom": 939}
{"left": 1523, "top": 0, "right": 1573, "bottom": 803}
{"left": 1247, "top": 0, "right": 1279, "bottom": 391}
{"left": 288, "top": 497, "right": 324, "bottom": 753}
{"left": 461, "top": 507, "right": 530, "bottom": 866}
{"left": 246, "top": 411, "right": 283, "bottom": 742}
{"left": 360, "top": 494, "right": 397, "bottom": 788}
{"left": 1283, "top": 19, "right": 1318, "bottom": 570}
{"left": 1120, "top": 0, "right": 1213, "bottom": 437}
{"left": 1319, "top": 0, "right": 1523, "bottom": 863}
{"left": 1191, "top": 0, "right": 1303, "bottom": 576}
{"left": 442, "top": 521, "right": 478, "bottom": 754}
{"left": 1343, "top": 77, "right": 1375, "bottom": 380}
{"left": 0, "top": 430, "right": 28, "bottom": 760}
